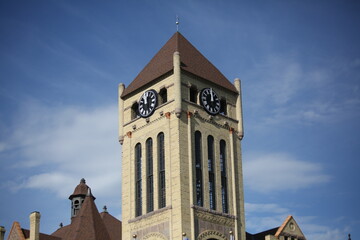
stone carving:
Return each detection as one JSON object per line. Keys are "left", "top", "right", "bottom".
{"left": 197, "top": 230, "right": 227, "bottom": 240}
{"left": 143, "top": 232, "right": 167, "bottom": 240}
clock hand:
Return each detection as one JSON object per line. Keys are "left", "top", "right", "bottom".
{"left": 210, "top": 88, "right": 214, "bottom": 102}
{"left": 143, "top": 92, "right": 148, "bottom": 104}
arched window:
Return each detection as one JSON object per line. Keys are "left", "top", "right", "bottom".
{"left": 220, "top": 140, "right": 228, "bottom": 213}
{"left": 208, "top": 135, "right": 216, "bottom": 210}
{"left": 135, "top": 143, "right": 142, "bottom": 216}
{"left": 73, "top": 200, "right": 80, "bottom": 216}
{"left": 190, "top": 86, "right": 198, "bottom": 103}
{"left": 131, "top": 102, "right": 139, "bottom": 120}
{"left": 195, "top": 131, "right": 203, "bottom": 206}
{"left": 159, "top": 88, "right": 167, "bottom": 105}
{"left": 158, "top": 133, "right": 166, "bottom": 208}
{"left": 220, "top": 98, "right": 227, "bottom": 115}
{"left": 146, "top": 138, "right": 154, "bottom": 213}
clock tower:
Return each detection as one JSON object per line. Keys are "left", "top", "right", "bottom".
{"left": 118, "top": 32, "right": 245, "bottom": 240}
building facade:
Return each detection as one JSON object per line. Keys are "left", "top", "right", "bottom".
{"left": 119, "top": 32, "right": 246, "bottom": 240}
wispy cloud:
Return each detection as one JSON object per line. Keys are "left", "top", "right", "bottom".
{"left": 244, "top": 53, "right": 360, "bottom": 129}
{"left": 1, "top": 101, "right": 121, "bottom": 201}
{"left": 245, "top": 202, "right": 289, "bottom": 214}
{"left": 243, "top": 152, "right": 330, "bottom": 193}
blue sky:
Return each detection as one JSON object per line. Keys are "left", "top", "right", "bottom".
{"left": 0, "top": 1, "right": 359, "bottom": 240}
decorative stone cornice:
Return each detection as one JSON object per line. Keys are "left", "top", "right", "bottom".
{"left": 128, "top": 205, "right": 172, "bottom": 224}
{"left": 192, "top": 205, "right": 236, "bottom": 227}
{"left": 143, "top": 232, "right": 167, "bottom": 240}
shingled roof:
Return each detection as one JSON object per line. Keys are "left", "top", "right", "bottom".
{"left": 100, "top": 209, "right": 122, "bottom": 240}
{"left": 121, "top": 32, "right": 238, "bottom": 98}
{"left": 53, "top": 192, "right": 111, "bottom": 240}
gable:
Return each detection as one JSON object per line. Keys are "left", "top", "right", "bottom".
{"left": 275, "top": 216, "right": 306, "bottom": 240}
{"left": 7, "top": 222, "right": 25, "bottom": 240}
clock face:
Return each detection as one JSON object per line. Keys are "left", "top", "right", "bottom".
{"left": 200, "top": 88, "right": 221, "bottom": 115}
{"left": 138, "top": 89, "right": 158, "bottom": 118}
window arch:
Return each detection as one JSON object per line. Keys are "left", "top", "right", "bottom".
{"left": 135, "top": 143, "right": 142, "bottom": 216}
{"left": 146, "top": 138, "right": 154, "bottom": 213}
{"left": 131, "top": 102, "right": 139, "bottom": 120}
{"left": 195, "top": 131, "right": 203, "bottom": 206}
{"left": 220, "top": 140, "right": 228, "bottom": 213}
{"left": 208, "top": 135, "right": 216, "bottom": 210}
{"left": 159, "top": 88, "right": 167, "bottom": 105}
{"left": 220, "top": 98, "right": 227, "bottom": 115}
{"left": 158, "top": 132, "right": 166, "bottom": 208}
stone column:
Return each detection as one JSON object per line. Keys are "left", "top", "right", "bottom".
{"left": 118, "top": 83, "right": 125, "bottom": 145}
{"left": 234, "top": 78, "right": 244, "bottom": 139}
{"left": 29, "top": 211, "right": 41, "bottom": 240}
{"left": 187, "top": 112, "right": 195, "bottom": 240}
{"left": 173, "top": 51, "right": 182, "bottom": 118}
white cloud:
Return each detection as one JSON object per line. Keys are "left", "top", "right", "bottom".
{"left": 299, "top": 216, "right": 351, "bottom": 240}
{"left": 243, "top": 152, "right": 330, "bottom": 193}
{"left": 245, "top": 202, "right": 289, "bottom": 214}
{"left": 245, "top": 54, "right": 360, "bottom": 129}
{"left": 3, "top": 101, "right": 121, "bottom": 200}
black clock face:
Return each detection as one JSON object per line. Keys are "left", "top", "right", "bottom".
{"left": 200, "top": 88, "right": 221, "bottom": 115}
{"left": 138, "top": 89, "right": 158, "bottom": 118}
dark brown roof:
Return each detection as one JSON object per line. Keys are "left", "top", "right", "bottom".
{"left": 52, "top": 206, "right": 122, "bottom": 240}
{"left": 69, "top": 178, "right": 95, "bottom": 200}
{"left": 68, "top": 194, "right": 111, "bottom": 240}
{"left": 246, "top": 228, "right": 279, "bottom": 240}
{"left": 100, "top": 210, "right": 122, "bottom": 240}
{"left": 121, "top": 32, "right": 238, "bottom": 98}
{"left": 22, "top": 229, "right": 61, "bottom": 240}
{"left": 51, "top": 224, "right": 72, "bottom": 239}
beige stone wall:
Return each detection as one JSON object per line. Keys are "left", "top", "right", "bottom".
{"left": 120, "top": 71, "right": 245, "bottom": 240}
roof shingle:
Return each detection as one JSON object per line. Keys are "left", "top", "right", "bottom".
{"left": 121, "top": 32, "right": 238, "bottom": 98}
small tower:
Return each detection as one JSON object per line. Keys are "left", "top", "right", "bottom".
{"left": 69, "top": 178, "right": 95, "bottom": 218}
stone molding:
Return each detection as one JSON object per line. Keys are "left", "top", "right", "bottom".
{"left": 143, "top": 232, "right": 167, "bottom": 240}
{"left": 192, "top": 205, "right": 236, "bottom": 227}
{"left": 128, "top": 205, "right": 172, "bottom": 223}
{"left": 197, "top": 230, "right": 227, "bottom": 240}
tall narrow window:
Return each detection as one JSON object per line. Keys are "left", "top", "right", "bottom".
{"left": 158, "top": 133, "right": 166, "bottom": 208}
{"left": 131, "top": 102, "right": 139, "bottom": 120}
{"left": 195, "top": 131, "right": 203, "bottom": 206}
{"left": 135, "top": 143, "right": 142, "bottom": 217}
{"left": 159, "top": 88, "right": 167, "bottom": 105}
{"left": 220, "top": 140, "right": 228, "bottom": 213}
{"left": 220, "top": 98, "right": 227, "bottom": 115}
{"left": 190, "top": 86, "right": 198, "bottom": 103}
{"left": 208, "top": 135, "right": 216, "bottom": 210}
{"left": 146, "top": 138, "right": 154, "bottom": 213}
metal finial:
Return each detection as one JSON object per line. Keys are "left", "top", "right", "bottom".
{"left": 59, "top": 222, "right": 63, "bottom": 228}
{"left": 348, "top": 233, "right": 351, "bottom": 240}
{"left": 176, "top": 15, "right": 179, "bottom": 32}
{"left": 103, "top": 205, "right": 108, "bottom": 212}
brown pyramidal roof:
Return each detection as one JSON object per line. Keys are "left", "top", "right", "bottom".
{"left": 100, "top": 209, "right": 122, "bottom": 240}
{"left": 53, "top": 192, "right": 111, "bottom": 240}
{"left": 121, "top": 32, "right": 238, "bottom": 98}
